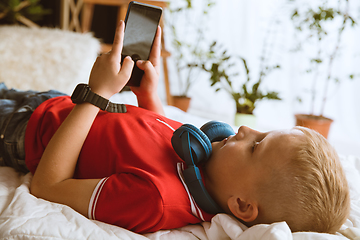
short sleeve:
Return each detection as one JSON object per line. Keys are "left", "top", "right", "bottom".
{"left": 88, "top": 173, "right": 164, "bottom": 233}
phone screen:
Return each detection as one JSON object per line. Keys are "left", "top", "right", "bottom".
{"left": 122, "top": 2, "right": 162, "bottom": 86}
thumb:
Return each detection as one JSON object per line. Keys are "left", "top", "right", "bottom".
{"left": 136, "top": 60, "right": 147, "bottom": 70}
{"left": 119, "top": 56, "right": 134, "bottom": 79}
{"left": 137, "top": 60, "right": 156, "bottom": 76}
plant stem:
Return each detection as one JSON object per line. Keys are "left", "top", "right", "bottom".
{"left": 14, "top": 0, "right": 31, "bottom": 12}
{"left": 16, "top": 15, "right": 40, "bottom": 28}
{"left": 0, "top": 9, "right": 9, "bottom": 19}
{"left": 184, "top": 66, "right": 195, "bottom": 95}
{"left": 320, "top": 0, "right": 349, "bottom": 116}
{"left": 176, "top": 65, "right": 184, "bottom": 96}
{"left": 311, "top": 44, "right": 321, "bottom": 115}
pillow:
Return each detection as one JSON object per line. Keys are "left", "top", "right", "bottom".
{"left": 0, "top": 25, "right": 101, "bottom": 94}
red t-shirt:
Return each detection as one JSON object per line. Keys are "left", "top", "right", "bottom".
{"left": 25, "top": 96, "right": 214, "bottom": 233}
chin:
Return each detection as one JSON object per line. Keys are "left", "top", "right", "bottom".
{"left": 202, "top": 157, "right": 213, "bottom": 171}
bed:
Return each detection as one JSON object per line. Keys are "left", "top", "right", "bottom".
{"left": 1, "top": 25, "right": 360, "bottom": 240}
{"left": 1, "top": 104, "right": 360, "bottom": 239}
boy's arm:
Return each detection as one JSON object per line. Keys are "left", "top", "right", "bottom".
{"left": 130, "top": 26, "right": 165, "bottom": 116}
{"left": 30, "top": 20, "right": 134, "bottom": 217}
{"left": 30, "top": 103, "right": 102, "bottom": 216}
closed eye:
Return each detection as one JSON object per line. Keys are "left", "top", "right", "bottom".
{"left": 252, "top": 141, "right": 259, "bottom": 152}
{"left": 252, "top": 135, "right": 267, "bottom": 153}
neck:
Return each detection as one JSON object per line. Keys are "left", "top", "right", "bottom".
{"left": 202, "top": 164, "right": 229, "bottom": 214}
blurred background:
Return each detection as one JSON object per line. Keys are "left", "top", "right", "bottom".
{"left": 0, "top": 0, "right": 359, "bottom": 156}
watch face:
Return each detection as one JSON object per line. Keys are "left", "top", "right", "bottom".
{"left": 71, "top": 84, "right": 113, "bottom": 111}
{"left": 71, "top": 84, "right": 89, "bottom": 104}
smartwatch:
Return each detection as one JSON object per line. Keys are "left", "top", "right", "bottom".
{"left": 71, "top": 84, "right": 127, "bottom": 113}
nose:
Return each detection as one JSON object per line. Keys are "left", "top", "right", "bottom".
{"left": 236, "top": 125, "right": 261, "bottom": 139}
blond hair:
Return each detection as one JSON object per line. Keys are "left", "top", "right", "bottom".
{"left": 255, "top": 126, "right": 350, "bottom": 233}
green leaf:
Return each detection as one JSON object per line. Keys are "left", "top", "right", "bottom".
{"left": 291, "top": 10, "right": 299, "bottom": 20}
{"left": 311, "top": 58, "right": 322, "bottom": 64}
{"left": 186, "top": 0, "right": 192, "bottom": 9}
{"left": 252, "top": 82, "right": 260, "bottom": 93}
{"left": 9, "top": 0, "right": 20, "bottom": 9}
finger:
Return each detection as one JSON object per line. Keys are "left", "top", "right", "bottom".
{"left": 137, "top": 60, "right": 157, "bottom": 81}
{"left": 136, "top": 60, "right": 154, "bottom": 72}
{"left": 148, "top": 26, "right": 161, "bottom": 69}
{"left": 111, "top": 20, "right": 125, "bottom": 62}
{"left": 136, "top": 60, "right": 146, "bottom": 70}
{"left": 119, "top": 56, "right": 134, "bottom": 79}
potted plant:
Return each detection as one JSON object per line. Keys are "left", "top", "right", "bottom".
{"left": 0, "top": 0, "right": 51, "bottom": 27}
{"left": 200, "top": 42, "right": 281, "bottom": 128}
{"left": 289, "top": 0, "right": 357, "bottom": 138}
{"left": 167, "top": 0, "right": 216, "bottom": 112}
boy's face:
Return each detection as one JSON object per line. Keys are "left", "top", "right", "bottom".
{"left": 203, "top": 126, "right": 304, "bottom": 203}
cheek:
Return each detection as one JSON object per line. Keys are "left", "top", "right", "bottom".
{"left": 208, "top": 141, "right": 246, "bottom": 171}
{"left": 205, "top": 151, "right": 227, "bottom": 179}
{"left": 208, "top": 150, "right": 238, "bottom": 175}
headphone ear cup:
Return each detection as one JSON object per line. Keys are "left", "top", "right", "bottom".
{"left": 172, "top": 124, "right": 212, "bottom": 165}
{"left": 200, "top": 121, "right": 235, "bottom": 142}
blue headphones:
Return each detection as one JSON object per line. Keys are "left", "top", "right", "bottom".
{"left": 171, "top": 121, "right": 235, "bottom": 214}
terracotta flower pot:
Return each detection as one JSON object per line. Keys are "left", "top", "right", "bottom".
{"left": 172, "top": 96, "right": 191, "bottom": 112}
{"left": 295, "top": 114, "right": 333, "bottom": 139}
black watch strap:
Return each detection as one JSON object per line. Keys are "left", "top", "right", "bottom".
{"left": 107, "top": 101, "right": 127, "bottom": 113}
{"left": 71, "top": 84, "right": 127, "bottom": 113}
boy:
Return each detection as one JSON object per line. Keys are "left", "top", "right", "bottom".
{"left": 0, "top": 21, "right": 350, "bottom": 234}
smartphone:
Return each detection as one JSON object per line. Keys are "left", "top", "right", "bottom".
{"left": 122, "top": 1, "right": 162, "bottom": 87}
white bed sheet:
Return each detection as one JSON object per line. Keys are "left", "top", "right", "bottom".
{"left": 0, "top": 103, "right": 359, "bottom": 240}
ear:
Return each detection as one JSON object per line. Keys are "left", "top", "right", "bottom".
{"left": 227, "top": 196, "right": 258, "bottom": 222}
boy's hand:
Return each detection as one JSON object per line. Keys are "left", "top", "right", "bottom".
{"left": 88, "top": 20, "right": 134, "bottom": 99}
{"left": 130, "top": 26, "right": 165, "bottom": 115}
{"left": 130, "top": 26, "right": 161, "bottom": 99}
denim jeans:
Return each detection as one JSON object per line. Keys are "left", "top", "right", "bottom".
{"left": 0, "top": 83, "right": 66, "bottom": 173}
